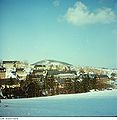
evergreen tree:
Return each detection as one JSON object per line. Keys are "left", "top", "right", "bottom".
{"left": 81, "top": 74, "right": 90, "bottom": 92}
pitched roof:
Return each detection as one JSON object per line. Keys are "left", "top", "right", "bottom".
{"left": 3, "top": 61, "right": 17, "bottom": 64}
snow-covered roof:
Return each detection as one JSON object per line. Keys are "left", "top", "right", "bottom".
{"left": 55, "top": 73, "right": 77, "bottom": 78}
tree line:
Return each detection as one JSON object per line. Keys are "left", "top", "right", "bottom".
{"left": 1, "top": 73, "right": 112, "bottom": 99}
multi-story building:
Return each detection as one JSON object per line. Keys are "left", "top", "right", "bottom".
{"left": 15, "top": 61, "right": 26, "bottom": 68}
{"left": 3, "top": 61, "right": 16, "bottom": 69}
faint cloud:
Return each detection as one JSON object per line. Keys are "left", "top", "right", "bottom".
{"left": 53, "top": 0, "right": 60, "bottom": 7}
{"left": 63, "top": 1, "right": 116, "bottom": 26}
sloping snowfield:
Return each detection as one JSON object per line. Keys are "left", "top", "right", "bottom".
{"left": 0, "top": 90, "right": 117, "bottom": 117}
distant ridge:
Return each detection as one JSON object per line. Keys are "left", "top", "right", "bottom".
{"left": 32, "top": 59, "right": 73, "bottom": 66}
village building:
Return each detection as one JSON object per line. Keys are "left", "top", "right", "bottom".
{"left": 32, "top": 69, "right": 47, "bottom": 76}
{"left": 99, "top": 74, "right": 109, "bottom": 80}
{"left": 34, "top": 65, "right": 46, "bottom": 70}
{"left": 15, "top": 61, "right": 26, "bottom": 68}
{"left": 2, "top": 61, "right": 17, "bottom": 69}
{"left": 2, "top": 61, "right": 27, "bottom": 69}
{"left": 54, "top": 73, "right": 77, "bottom": 79}
{"left": 0, "top": 67, "right": 6, "bottom": 79}
{"left": 16, "top": 68, "right": 27, "bottom": 80}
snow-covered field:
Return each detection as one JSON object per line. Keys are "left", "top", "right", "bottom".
{"left": 0, "top": 90, "right": 117, "bottom": 117}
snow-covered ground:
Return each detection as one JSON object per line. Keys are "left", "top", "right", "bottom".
{"left": 0, "top": 90, "right": 117, "bottom": 117}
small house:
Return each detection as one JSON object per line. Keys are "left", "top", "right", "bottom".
{"left": 0, "top": 67, "right": 6, "bottom": 79}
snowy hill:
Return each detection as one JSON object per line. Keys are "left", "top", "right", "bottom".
{"left": 32, "top": 59, "right": 75, "bottom": 71}
{"left": 77, "top": 66, "right": 117, "bottom": 76}
{"left": 32, "top": 59, "right": 73, "bottom": 67}
{"left": 0, "top": 90, "right": 117, "bottom": 117}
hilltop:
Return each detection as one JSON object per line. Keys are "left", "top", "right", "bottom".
{"left": 32, "top": 59, "right": 73, "bottom": 66}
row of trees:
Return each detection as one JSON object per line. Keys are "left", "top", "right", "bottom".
{"left": 2, "top": 73, "right": 111, "bottom": 99}
{"left": 21, "top": 73, "right": 111, "bottom": 98}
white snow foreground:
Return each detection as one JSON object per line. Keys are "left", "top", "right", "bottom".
{"left": 0, "top": 90, "right": 117, "bottom": 117}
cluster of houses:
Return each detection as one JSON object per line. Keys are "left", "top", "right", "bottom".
{"left": 0, "top": 60, "right": 117, "bottom": 92}
{"left": 0, "top": 60, "right": 77, "bottom": 88}
{"left": 0, "top": 61, "right": 29, "bottom": 87}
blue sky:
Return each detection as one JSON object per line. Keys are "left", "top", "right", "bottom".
{"left": 0, "top": 0, "right": 117, "bottom": 68}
